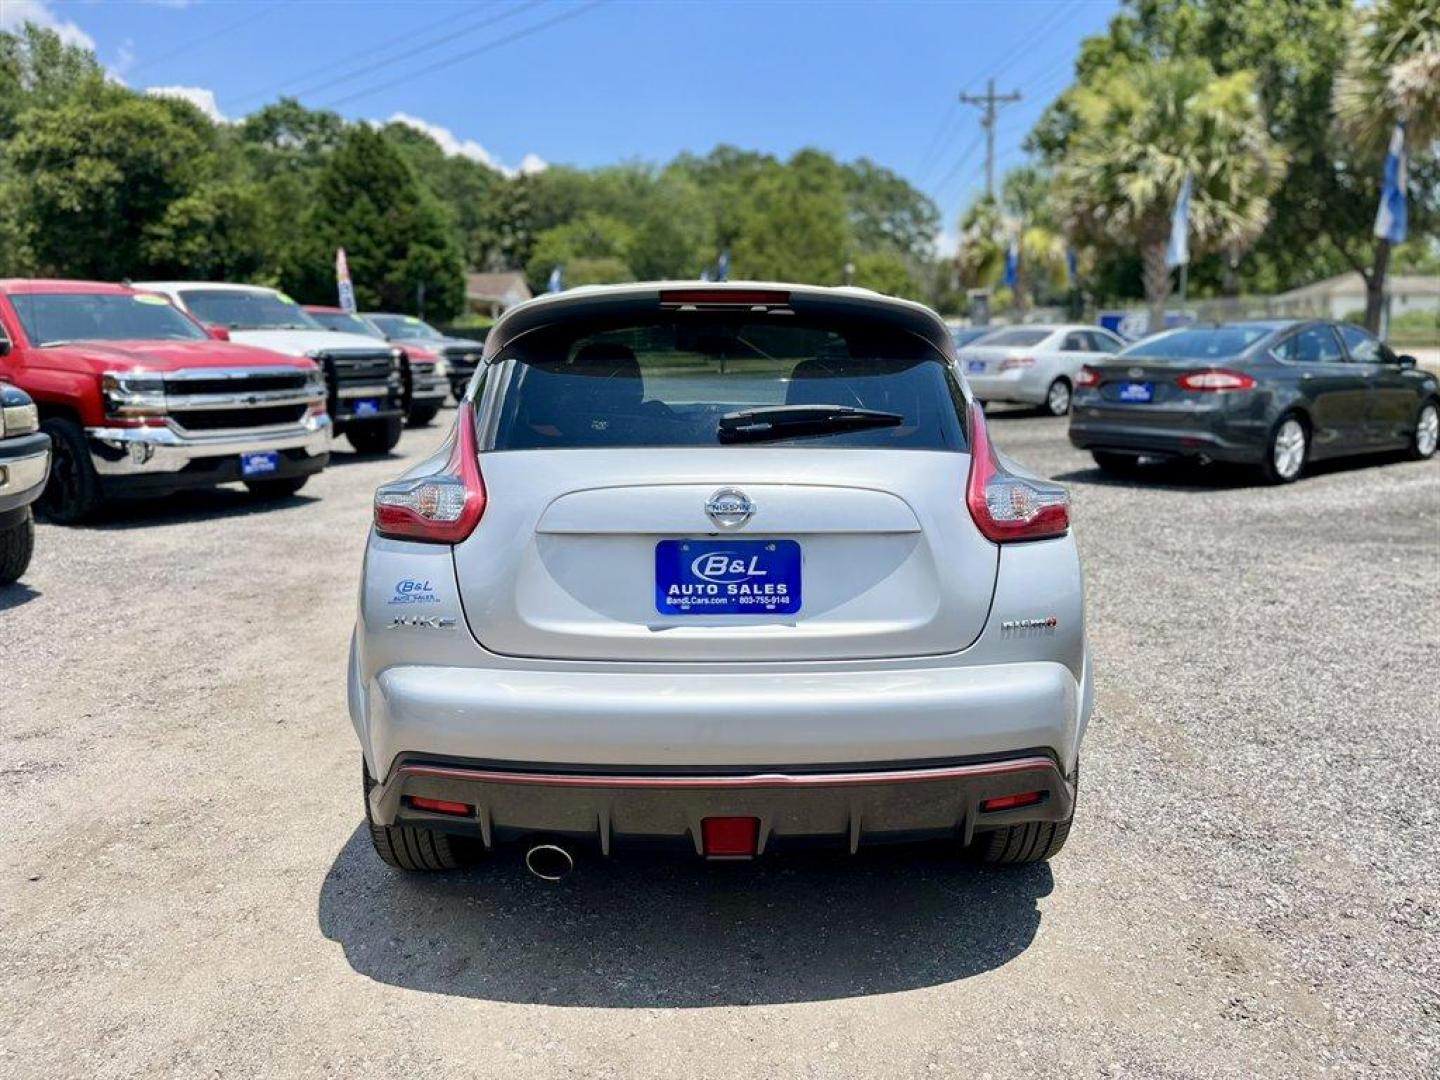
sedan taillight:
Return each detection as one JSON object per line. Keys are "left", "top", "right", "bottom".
{"left": 1177, "top": 369, "right": 1256, "bottom": 391}
{"left": 998, "top": 355, "right": 1036, "bottom": 371}
{"left": 965, "top": 402, "right": 1070, "bottom": 543}
{"left": 373, "top": 402, "right": 486, "bottom": 543}
{"left": 1076, "top": 365, "right": 1102, "bottom": 388}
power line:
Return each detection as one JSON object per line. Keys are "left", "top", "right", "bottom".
{"left": 321, "top": 0, "right": 604, "bottom": 110}
{"left": 230, "top": 0, "right": 544, "bottom": 108}
{"left": 127, "top": 1, "right": 287, "bottom": 77}
{"left": 932, "top": 130, "right": 986, "bottom": 200}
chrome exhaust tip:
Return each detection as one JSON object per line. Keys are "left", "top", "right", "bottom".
{"left": 524, "top": 842, "right": 575, "bottom": 882}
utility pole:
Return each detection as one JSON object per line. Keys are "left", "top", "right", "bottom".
{"left": 959, "top": 78, "right": 1022, "bottom": 199}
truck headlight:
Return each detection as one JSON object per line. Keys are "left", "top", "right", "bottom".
{"left": 0, "top": 386, "right": 40, "bottom": 437}
{"left": 102, "top": 372, "right": 167, "bottom": 419}
{"left": 433, "top": 357, "right": 449, "bottom": 378}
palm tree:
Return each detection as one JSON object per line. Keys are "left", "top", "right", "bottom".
{"left": 1054, "top": 59, "right": 1285, "bottom": 331}
{"left": 1333, "top": 0, "right": 1440, "bottom": 331}
{"left": 956, "top": 171, "right": 1071, "bottom": 315}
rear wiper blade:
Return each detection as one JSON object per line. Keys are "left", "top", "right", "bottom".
{"left": 718, "top": 404, "right": 903, "bottom": 444}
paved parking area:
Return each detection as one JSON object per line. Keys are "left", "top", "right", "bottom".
{"left": 2, "top": 409, "right": 1436, "bottom": 1078}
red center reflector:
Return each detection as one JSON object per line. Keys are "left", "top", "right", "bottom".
{"left": 980, "top": 791, "right": 1045, "bottom": 813}
{"left": 702, "top": 816, "right": 760, "bottom": 856}
{"left": 407, "top": 796, "right": 473, "bottom": 817}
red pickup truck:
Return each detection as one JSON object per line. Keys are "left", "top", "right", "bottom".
{"left": 0, "top": 280, "right": 331, "bottom": 522}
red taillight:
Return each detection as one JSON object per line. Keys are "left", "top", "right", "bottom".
{"left": 966, "top": 401, "right": 1070, "bottom": 543}
{"left": 407, "top": 796, "right": 473, "bottom": 817}
{"left": 1177, "top": 369, "right": 1256, "bottom": 392}
{"left": 659, "top": 288, "right": 790, "bottom": 308}
{"left": 1076, "top": 365, "right": 1102, "bottom": 388}
{"left": 998, "top": 355, "right": 1036, "bottom": 372}
{"left": 701, "top": 816, "right": 760, "bottom": 857}
{"left": 373, "top": 401, "right": 486, "bottom": 543}
{"left": 980, "top": 791, "right": 1045, "bottom": 812}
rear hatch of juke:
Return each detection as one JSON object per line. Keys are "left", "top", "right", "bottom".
{"left": 375, "top": 286, "right": 1071, "bottom": 663}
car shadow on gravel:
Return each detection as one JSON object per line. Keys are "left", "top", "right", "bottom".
{"left": 318, "top": 825, "right": 1052, "bottom": 1007}
{"left": 53, "top": 489, "right": 320, "bottom": 530}
{"left": 0, "top": 581, "right": 41, "bottom": 612}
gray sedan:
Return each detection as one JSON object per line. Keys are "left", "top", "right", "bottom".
{"left": 1068, "top": 319, "right": 1439, "bottom": 483}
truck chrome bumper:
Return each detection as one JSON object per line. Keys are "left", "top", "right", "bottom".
{"left": 86, "top": 415, "right": 332, "bottom": 476}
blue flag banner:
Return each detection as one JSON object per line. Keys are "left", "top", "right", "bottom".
{"left": 716, "top": 251, "right": 730, "bottom": 282}
{"left": 547, "top": 265, "right": 564, "bottom": 294}
{"left": 1165, "top": 173, "right": 1192, "bottom": 270}
{"left": 1001, "top": 238, "right": 1019, "bottom": 289}
{"left": 1373, "top": 122, "right": 1408, "bottom": 244}
{"left": 1065, "top": 246, "right": 1078, "bottom": 289}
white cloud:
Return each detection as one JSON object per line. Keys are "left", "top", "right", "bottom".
{"left": 0, "top": 0, "right": 95, "bottom": 50}
{"left": 111, "top": 39, "right": 136, "bottom": 79}
{"left": 386, "top": 112, "right": 546, "bottom": 178}
{"left": 145, "top": 85, "right": 227, "bottom": 123}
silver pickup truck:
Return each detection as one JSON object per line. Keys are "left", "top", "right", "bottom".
{"left": 0, "top": 383, "right": 50, "bottom": 585}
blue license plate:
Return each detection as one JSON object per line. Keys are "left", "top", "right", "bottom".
{"left": 1118, "top": 382, "right": 1154, "bottom": 403}
{"left": 967, "top": 359, "right": 987, "bottom": 373}
{"left": 655, "top": 539, "right": 801, "bottom": 616}
{"left": 354, "top": 399, "right": 380, "bottom": 416}
{"left": 240, "top": 451, "right": 280, "bottom": 477}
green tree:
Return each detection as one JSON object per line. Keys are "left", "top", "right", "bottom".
{"left": 287, "top": 126, "right": 464, "bottom": 318}
{"left": 851, "top": 251, "right": 917, "bottom": 297}
{"left": 1333, "top": 0, "right": 1440, "bottom": 329}
{"left": 1055, "top": 59, "right": 1285, "bottom": 328}
{"left": 732, "top": 150, "right": 851, "bottom": 284}
{"left": 140, "top": 181, "right": 269, "bottom": 280}
{"left": 525, "top": 212, "right": 635, "bottom": 292}
{"left": 7, "top": 85, "right": 210, "bottom": 279}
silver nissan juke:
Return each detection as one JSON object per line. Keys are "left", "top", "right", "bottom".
{"left": 348, "top": 282, "right": 1091, "bottom": 878}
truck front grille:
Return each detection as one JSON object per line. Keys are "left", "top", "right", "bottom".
{"left": 164, "top": 371, "right": 310, "bottom": 397}
{"left": 170, "top": 404, "right": 310, "bottom": 431}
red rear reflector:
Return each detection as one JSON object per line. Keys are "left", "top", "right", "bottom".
{"left": 1177, "top": 369, "right": 1256, "bottom": 391}
{"left": 702, "top": 816, "right": 760, "bottom": 856}
{"left": 980, "top": 791, "right": 1045, "bottom": 812}
{"left": 659, "top": 289, "right": 790, "bottom": 307}
{"left": 407, "top": 796, "right": 473, "bottom": 817}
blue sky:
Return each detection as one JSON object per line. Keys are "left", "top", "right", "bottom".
{"left": 11, "top": 0, "right": 1119, "bottom": 251}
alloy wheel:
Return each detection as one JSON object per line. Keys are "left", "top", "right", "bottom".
{"left": 1046, "top": 380, "right": 1072, "bottom": 416}
{"left": 1417, "top": 404, "right": 1439, "bottom": 458}
{"left": 1272, "top": 418, "right": 1306, "bottom": 480}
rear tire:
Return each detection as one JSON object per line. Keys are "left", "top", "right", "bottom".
{"left": 1409, "top": 400, "right": 1438, "bottom": 460}
{"left": 1260, "top": 413, "right": 1307, "bottom": 484}
{"left": 0, "top": 508, "right": 35, "bottom": 585}
{"left": 969, "top": 765, "right": 1077, "bottom": 865}
{"left": 346, "top": 417, "right": 403, "bottom": 455}
{"left": 243, "top": 475, "right": 308, "bottom": 498}
{"left": 363, "top": 759, "right": 471, "bottom": 872}
{"left": 1043, "top": 377, "right": 1073, "bottom": 417}
{"left": 38, "top": 416, "right": 102, "bottom": 523}
{"left": 1091, "top": 450, "right": 1145, "bottom": 475}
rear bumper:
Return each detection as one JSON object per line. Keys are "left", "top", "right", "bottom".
{"left": 0, "top": 432, "right": 51, "bottom": 515}
{"left": 352, "top": 649, "right": 1088, "bottom": 794}
{"left": 369, "top": 752, "right": 1075, "bottom": 854}
{"left": 1068, "top": 414, "right": 1265, "bottom": 463}
{"left": 968, "top": 369, "right": 1048, "bottom": 404}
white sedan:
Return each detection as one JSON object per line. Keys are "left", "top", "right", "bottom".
{"left": 960, "top": 324, "right": 1125, "bottom": 415}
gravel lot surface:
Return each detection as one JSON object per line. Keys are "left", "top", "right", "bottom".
{"left": 2, "top": 407, "right": 1436, "bottom": 1079}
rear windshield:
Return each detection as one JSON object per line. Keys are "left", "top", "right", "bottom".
{"left": 10, "top": 292, "right": 206, "bottom": 345}
{"left": 976, "top": 328, "right": 1051, "bottom": 347}
{"left": 489, "top": 315, "right": 968, "bottom": 451}
{"left": 369, "top": 314, "right": 444, "bottom": 340}
{"left": 1120, "top": 326, "right": 1272, "bottom": 360}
